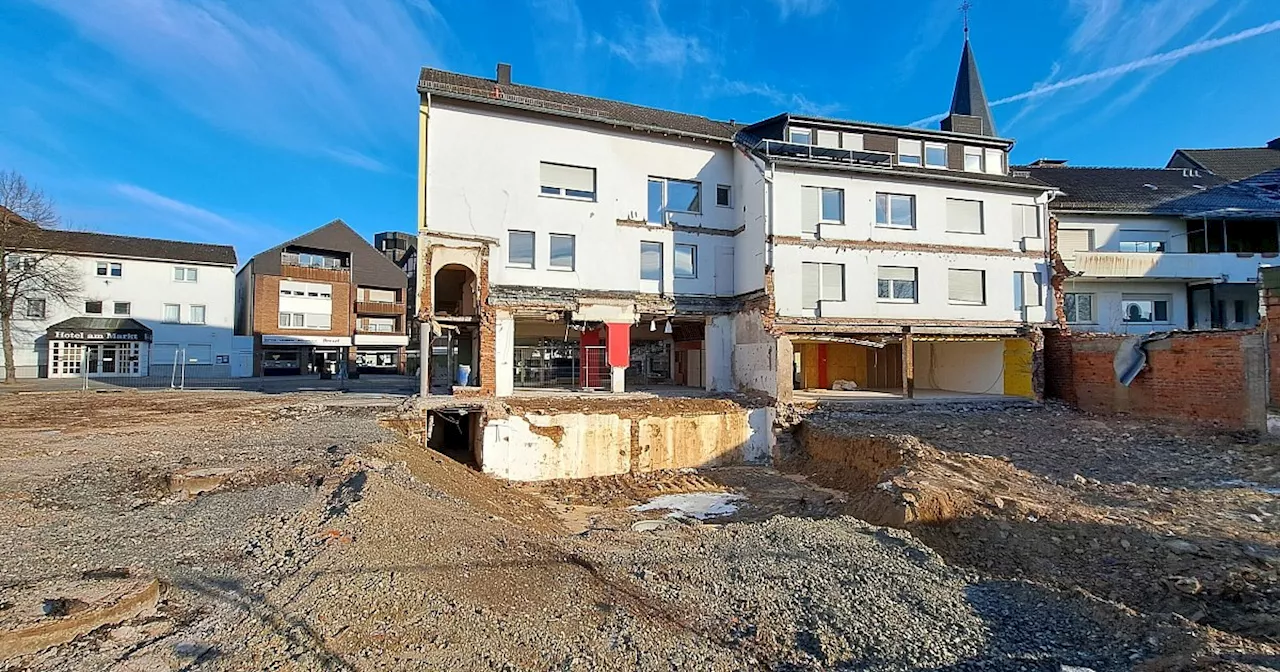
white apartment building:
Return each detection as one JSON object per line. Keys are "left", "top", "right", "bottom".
{"left": 1, "top": 227, "right": 248, "bottom": 379}
{"left": 1025, "top": 163, "right": 1280, "bottom": 334}
{"left": 416, "top": 39, "right": 1054, "bottom": 401}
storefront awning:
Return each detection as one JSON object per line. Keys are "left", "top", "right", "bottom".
{"left": 46, "top": 317, "right": 153, "bottom": 342}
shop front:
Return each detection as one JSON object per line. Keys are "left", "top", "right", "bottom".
{"left": 46, "top": 318, "right": 153, "bottom": 378}
{"left": 354, "top": 334, "right": 409, "bottom": 374}
{"left": 259, "top": 334, "right": 353, "bottom": 376}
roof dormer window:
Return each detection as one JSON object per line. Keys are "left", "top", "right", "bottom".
{"left": 788, "top": 127, "right": 812, "bottom": 145}
{"left": 897, "top": 139, "right": 923, "bottom": 166}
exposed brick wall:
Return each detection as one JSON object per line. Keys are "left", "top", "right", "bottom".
{"left": 1045, "top": 329, "right": 1266, "bottom": 430}
{"left": 1264, "top": 286, "right": 1280, "bottom": 408}
{"left": 252, "top": 275, "right": 353, "bottom": 339}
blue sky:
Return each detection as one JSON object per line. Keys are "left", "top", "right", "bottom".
{"left": 2, "top": 0, "right": 1278, "bottom": 262}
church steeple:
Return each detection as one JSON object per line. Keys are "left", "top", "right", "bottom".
{"left": 941, "top": 18, "right": 996, "bottom": 137}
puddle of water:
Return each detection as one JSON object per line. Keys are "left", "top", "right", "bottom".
{"left": 630, "top": 492, "right": 746, "bottom": 520}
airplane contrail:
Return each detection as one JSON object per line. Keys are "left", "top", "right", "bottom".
{"left": 909, "top": 18, "right": 1280, "bottom": 126}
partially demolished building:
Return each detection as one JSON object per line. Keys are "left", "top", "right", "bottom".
{"left": 414, "top": 36, "right": 1055, "bottom": 411}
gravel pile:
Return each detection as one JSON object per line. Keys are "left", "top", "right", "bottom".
{"left": 576, "top": 517, "right": 1163, "bottom": 671}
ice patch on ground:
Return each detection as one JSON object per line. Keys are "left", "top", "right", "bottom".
{"left": 631, "top": 492, "right": 745, "bottom": 520}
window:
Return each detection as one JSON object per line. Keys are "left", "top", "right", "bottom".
{"left": 897, "top": 138, "right": 922, "bottom": 166}
{"left": 95, "top": 262, "right": 121, "bottom": 277}
{"left": 508, "top": 230, "right": 535, "bottom": 268}
{"left": 360, "top": 317, "right": 396, "bottom": 332}
{"left": 788, "top": 127, "right": 811, "bottom": 144}
{"left": 25, "top": 298, "right": 46, "bottom": 319}
{"left": 1234, "top": 300, "right": 1247, "bottom": 324}
{"left": 924, "top": 142, "right": 948, "bottom": 168}
{"left": 983, "top": 148, "right": 1004, "bottom": 175}
{"left": 948, "top": 269, "right": 986, "bottom": 305}
{"left": 820, "top": 188, "right": 844, "bottom": 223}
{"left": 640, "top": 241, "right": 663, "bottom": 281}
{"left": 173, "top": 266, "right": 198, "bottom": 282}
{"left": 1058, "top": 229, "right": 1094, "bottom": 259}
{"left": 801, "top": 262, "right": 844, "bottom": 310}
{"left": 539, "top": 162, "right": 596, "bottom": 199}
{"left": 877, "top": 266, "right": 917, "bottom": 303}
{"left": 1014, "top": 271, "right": 1042, "bottom": 308}
{"left": 278, "top": 312, "right": 303, "bottom": 328}
{"left": 190, "top": 305, "right": 206, "bottom": 325}
{"left": 1118, "top": 230, "right": 1168, "bottom": 253}
{"left": 875, "top": 193, "right": 916, "bottom": 229}
{"left": 1012, "top": 204, "right": 1040, "bottom": 239}
{"left": 674, "top": 244, "right": 697, "bottom": 279}
{"left": 801, "top": 186, "right": 844, "bottom": 233}
{"left": 946, "top": 198, "right": 984, "bottom": 234}
{"left": 549, "top": 234, "right": 575, "bottom": 271}
{"left": 715, "top": 184, "right": 732, "bottom": 208}
{"left": 964, "top": 147, "right": 983, "bottom": 172}
{"left": 113, "top": 301, "right": 131, "bottom": 316}
{"left": 648, "top": 177, "right": 702, "bottom": 222}
{"left": 286, "top": 251, "right": 343, "bottom": 269}
{"left": 85, "top": 301, "right": 103, "bottom": 314}
{"left": 1064, "top": 293, "right": 1094, "bottom": 323}
{"left": 360, "top": 288, "right": 397, "bottom": 303}
{"left": 815, "top": 130, "right": 840, "bottom": 148}
{"left": 842, "top": 133, "right": 864, "bottom": 151}
{"left": 1122, "top": 295, "right": 1170, "bottom": 323}
{"left": 163, "top": 304, "right": 181, "bottom": 322}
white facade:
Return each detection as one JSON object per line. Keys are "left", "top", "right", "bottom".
{"left": 1054, "top": 212, "right": 1269, "bottom": 333}
{"left": 427, "top": 105, "right": 743, "bottom": 298}
{"left": 766, "top": 166, "right": 1051, "bottom": 323}
{"left": 2, "top": 252, "right": 249, "bottom": 378}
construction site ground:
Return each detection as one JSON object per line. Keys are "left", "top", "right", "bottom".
{"left": 0, "top": 391, "right": 1277, "bottom": 670}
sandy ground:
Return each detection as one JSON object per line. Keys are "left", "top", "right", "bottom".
{"left": 0, "top": 390, "right": 1277, "bottom": 671}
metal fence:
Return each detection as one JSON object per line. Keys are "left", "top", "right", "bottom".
{"left": 0, "top": 358, "right": 418, "bottom": 394}
{"left": 513, "top": 344, "right": 608, "bottom": 389}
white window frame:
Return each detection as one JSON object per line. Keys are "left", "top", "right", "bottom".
{"left": 649, "top": 177, "right": 702, "bottom": 217}
{"left": 924, "top": 142, "right": 948, "bottom": 169}
{"left": 897, "top": 138, "right": 923, "bottom": 166}
{"left": 113, "top": 301, "right": 131, "bottom": 316}
{"left": 877, "top": 266, "right": 918, "bottom": 303}
{"left": 1121, "top": 294, "right": 1171, "bottom": 324}
{"left": 715, "top": 184, "right": 732, "bottom": 208}
{"left": 948, "top": 269, "right": 987, "bottom": 306}
{"left": 945, "top": 198, "right": 984, "bottom": 234}
{"left": 963, "top": 146, "right": 984, "bottom": 173}
{"left": 819, "top": 187, "right": 844, "bottom": 224}
{"left": 640, "top": 241, "right": 663, "bottom": 281}
{"left": 190, "top": 304, "right": 206, "bottom": 325}
{"left": 1118, "top": 229, "right": 1169, "bottom": 253}
{"left": 1012, "top": 204, "right": 1041, "bottom": 240}
{"left": 173, "top": 266, "right": 198, "bottom": 282}
{"left": 548, "top": 233, "right": 576, "bottom": 271}
{"left": 983, "top": 148, "right": 1004, "bottom": 175}
{"left": 1014, "top": 271, "right": 1042, "bottom": 309}
{"left": 875, "top": 193, "right": 916, "bottom": 229}
{"left": 539, "top": 162, "right": 597, "bottom": 200}
{"left": 1063, "top": 293, "right": 1095, "bottom": 324}
{"left": 802, "top": 262, "right": 845, "bottom": 310}
{"left": 674, "top": 243, "right": 697, "bottom": 279}
{"left": 788, "top": 127, "right": 812, "bottom": 145}
{"left": 163, "top": 303, "right": 181, "bottom": 323}
{"left": 507, "top": 230, "right": 535, "bottom": 269}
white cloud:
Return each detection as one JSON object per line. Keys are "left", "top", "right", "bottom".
{"left": 909, "top": 11, "right": 1280, "bottom": 127}
{"left": 1066, "top": 0, "right": 1124, "bottom": 53}
{"left": 33, "top": 0, "right": 448, "bottom": 172}
{"left": 594, "top": 0, "right": 709, "bottom": 69}
{"left": 709, "top": 79, "right": 841, "bottom": 117}
{"left": 768, "top": 0, "right": 830, "bottom": 20}
{"left": 112, "top": 183, "right": 270, "bottom": 240}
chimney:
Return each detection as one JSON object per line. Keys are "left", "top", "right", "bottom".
{"left": 496, "top": 63, "right": 512, "bottom": 86}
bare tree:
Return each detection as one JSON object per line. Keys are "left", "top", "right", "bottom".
{"left": 0, "top": 171, "right": 81, "bottom": 383}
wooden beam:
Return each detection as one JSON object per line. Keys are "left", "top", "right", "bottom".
{"left": 901, "top": 332, "right": 915, "bottom": 399}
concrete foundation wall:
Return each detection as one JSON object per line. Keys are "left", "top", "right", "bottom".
{"left": 704, "top": 315, "right": 735, "bottom": 392}
{"left": 479, "top": 407, "right": 774, "bottom": 481}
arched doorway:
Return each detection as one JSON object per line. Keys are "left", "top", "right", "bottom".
{"left": 433, "top": 264, "right": 478, "bottom": 317}
{"left": 430, "top": 263, "right": 480, "bottom": 392}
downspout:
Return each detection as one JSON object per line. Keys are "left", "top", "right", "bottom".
{"left": 417, "top": 92, "right": 431, "bottom": 396}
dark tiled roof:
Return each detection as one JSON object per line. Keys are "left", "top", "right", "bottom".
{"left": 21, "top": 227, "right": 237, "bottom": 265}
{"left": 1169, "top": 147, "right": 1280, "bottom": 182}
{"left": 1024, "top": 166, "right": 1280, "bottom": 216}
{"left": 418, "top": 68, "right": 738, "bottom": 141}
{"left": 246, "top": 219, "right": 407, "bottom": 289}
{"left": 947, "top": 38, "right": 997, "bottom": 137}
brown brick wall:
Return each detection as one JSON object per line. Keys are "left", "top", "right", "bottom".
{"left": 1265, "top": 286, "right": 1280, "bottom": 408}
{"left": 1045, "top": 330, "right": 1265, "bottom": 430}
{"left": 253, "top": 275, "right": 353, "bottom": 338}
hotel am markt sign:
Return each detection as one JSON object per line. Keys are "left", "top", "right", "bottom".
{"left": 46, "top": 318, "right": 153, "bottom": 343}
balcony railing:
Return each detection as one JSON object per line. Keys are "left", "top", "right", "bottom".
{"left": 1070, "top": 251, "right": 1277, "bottom": 282}
{"left": 748, "top": 137, "right": 894, "bottom": 167}
{"left": 355, "top": 301, "right": 405, "bottom": 316}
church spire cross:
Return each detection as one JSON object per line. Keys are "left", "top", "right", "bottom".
{"left": 960, "top": 0, "right": 971, "bottom": 37}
